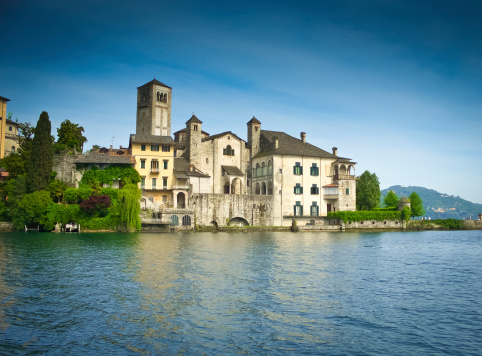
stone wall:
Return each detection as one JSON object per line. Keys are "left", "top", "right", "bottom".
{"left": 343, "top": 220, "right": 403, "bottom": 229}
{"left": 53, "top": 153, "right": 81, "bottom": 186}
{"left": 0, "top": 222, "right": 15, "bottom": 231}
{"left": 463, "top": 220, "right": 482, "bottom": 230}
{"left": 191, "top": 193, "right": 274, "bottom": 226}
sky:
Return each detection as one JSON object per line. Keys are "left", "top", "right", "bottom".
{"left": 1, "top": 0, "right": 481, "bottom": 203}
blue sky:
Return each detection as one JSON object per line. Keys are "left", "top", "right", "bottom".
{"left": 1, "top": 0, "right": 481, "bottom": 203}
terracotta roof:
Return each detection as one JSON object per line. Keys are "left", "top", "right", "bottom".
{"left": 202, "top": 131, "right": 245, "bottom": 143}
{"left": 129, "top": 134, "right": 175, "bottom": 145}
{"left": 75, "top": 148, "right": 135, "bottom": 165}
{"left": 186, "top": 114, "right": 203, "bottom": 124}
{"left": 247, "top": 116, "right": 261, "bottom": 125}
{"left": 137, "top": 79, "right": 171, "bottom": 89}
{"left": 221, "top": 165, "right": 244, "bottom": 176}
{"left": 322, "top": 184, "right": 339, "bottom": 188}
{"left": 254, "top": 130, "right": 352, "bottom": 160}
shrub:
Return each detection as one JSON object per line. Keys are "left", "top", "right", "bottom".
{"left": 401, "top": 206, "right": 411, "bottom": 222}
{"left": 327, "top": 210, "right": 402, "bottom": 223}
{"left": 80, "top": 195, "right": 111, "bottom": 216}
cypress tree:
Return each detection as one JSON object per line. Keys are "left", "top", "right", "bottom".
{"left": 27, "top": 111, "right": 53, "bottom": 193}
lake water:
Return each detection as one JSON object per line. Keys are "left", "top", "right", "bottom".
{"left": 0, "top": 230, "right": 481, "bottom": 355}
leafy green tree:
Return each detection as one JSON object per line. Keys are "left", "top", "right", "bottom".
{"left": 27, "top": 112, "right": 53, "bottom": 193}
{"left": 409, "top": 191, "right": 425, "bottom": 218}
{"left": 117, "top": 184, "right": 142, "bottom": 231}
{"left": 56, "top": 119, "right": 87, "bottom": 153}
{"left": 383, "top": 190, "right": 399, "bottom": 209}
{"left": 49, "top": 179, "right": 68, "bottom": 203}
{"left": 13, "top": 190, "right": 53, "bottom": 230}
{"left": 356, "top": 171, "right": 381, "bottom": 210}
{"left": 0, "top": 122, "right": 35, "bottom": 178}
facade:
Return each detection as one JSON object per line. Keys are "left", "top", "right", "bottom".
{"left": 4, "top": 119, "right": 20, "bottom": 156}
{"left": 0, "top": 96, "right": 11, "bottom": 159}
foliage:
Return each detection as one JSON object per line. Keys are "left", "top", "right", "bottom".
{"left": 13, "top": 190, "right": 53, "bottom": 229}
{"left": 356, "top": 171, "right": 381, "bottom": 210}
{"left": 27, "top": 112, "right": 53, "bottom": 193}
{"left": 64, "top": 187, "right": 93, "bottom": 204}
{"left": 80, "top": 195, "right": 111, "bottom": 216}
{"left": 48, "top": 179, "right": 68, "bottom": 203}
{"left": 430, "top": 219, "right": 465, "bottom": 230}
{"left": 0, "top": 122, "right": 35, "bottom": 178}
{"left": 56, "top": 119, "right": 87, "bottom": 153}
{"left": 80, "top": 165, "right": 141, "bottom": 187}
{"left": 100, "top": 187, "right": 119, "bottom": 203}
{"left": 327, "top": 210, "right": 402, "bottom": 223}
{"left": 372, "top": 207, "right": 397, "bottom": 211}
{"left": 383, "top": 190, "right": 399, "bottom": 209}
{"left": 401, "top": 206, "right": 411, "bottom": 222}
{"left": 117, "top": 184, "right": 142, "bottom": 231}
{"left": 409, "top": 191, "right": 425, "bottom": 218}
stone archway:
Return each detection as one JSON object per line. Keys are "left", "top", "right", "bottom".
{"left": 227, "top": 217, "right": 249, "bottom": 227}
{"left": 177, "top": 192, "right": 186, "bottom": 209}
{"left": 231, "top": 178, "right": 242, "bottom": 194}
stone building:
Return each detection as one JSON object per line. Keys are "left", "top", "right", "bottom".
{"left": 247, "top": 120, "right": 356, "bottom": 226}
{"left": 4, "top": 119, "right": 19, "bottom": 156}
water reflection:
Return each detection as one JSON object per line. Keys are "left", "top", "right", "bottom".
{"left": 0, "top": 231, "right": 481, "bottom": 354}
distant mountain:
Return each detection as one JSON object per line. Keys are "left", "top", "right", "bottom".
{"left": 381, "top": 185, "right": 482, "bottom": 220}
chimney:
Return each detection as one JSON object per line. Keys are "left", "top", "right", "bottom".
{"left": 332, "top": 147, "right": 337, "bottom": 156}
{"left": 273, "top": 136, "right": 278, "bottom": 149}
{"left": 120, "top": 145, "right": 123, "bottom": 149}
{"left": 190, "top": 165, "right": 194, "bottom": 172}
{"left": 110, "top": 144, "right": 113, "bottom": 150}
{"left": 301, "top": 132, "right": 306, "bottom": 143}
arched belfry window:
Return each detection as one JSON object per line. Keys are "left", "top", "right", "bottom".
{"left": 157, "top": 92, "right": 161, "bottom": 102}
{"left": 223, "top": 145, "right": 235, "bottom": 156}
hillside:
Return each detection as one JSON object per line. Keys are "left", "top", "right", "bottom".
{"left": 381, "top": 185, "right": 482, "bottom": 220}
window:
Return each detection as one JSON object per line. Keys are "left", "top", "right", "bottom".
{"left": 11, "top": 146, "right": 15, "bottom": 153}
{"left": 311, "top": 184, "right": 319, "bottom": 195}
{"left": 252, "top": 168, "right": 256, "bottom": 178}
{"left": 151, "top": 160, "right": 159, "bottom": 173}
{"left": 171, "top": 215, "right": 179, "bottom": 226}
{"left": 151, "top": 145, "right": 159, "bottom": 151}
{"left": 9, "top": 126, "right": 12, "bottom": 131}
{"left": 262, "top": 162, "right": 267, "bottom": 176}
{"left": 194, "top": 125, "right": 198, "bottom": 131}
{"left": 162, "top": 145, "right": 170, "bottom": 152}
{"left": 140, "top": 177, "right": 145, "bottom": 189}
{"left": 268, "top": 160, "right": 273, "bottom": 175}
{"left": 141, "top": 144, "right": 146, "bottom": 151}
{"left": 182, "top": 215, "right": 191, "bottom": 226}
{"left": 346, "top": 188, "right": 350, "bottom": 195}
{"left": 268, "top": 181, "right": 273, "bottom": 195}
{"left": 294, "top": 201, "right": 303, "bottom": 216}
{"left": 223, "top": 145, "right": 235, "bottom": 156}
{"left": 262, "top": 182, "right": 267, "bottom": 195}
{"left": 311, "top": 202, "right": 319, "bottom": 216}
{"left": 293, "top": 162, "right": 302, "bottom": 175}
{"left": 163, "top": 160, "right": 168, "bottom": 169}
{"left": 162, "top": 195, "right": 167, "bottom": 203}
{"left": 140, "top": 160, "right": 145, "bottom": 169}
{"left": 310, "top": 163, "right": 319, "bottom": 176}
{"left": 162, "top": 177, "right": 168, "bottom": 188}
{"left": 294, "top": 183, "right": 303, "bottom": 194}
{"left": 255, "top": 182, "right": 260, "bottom": 195}
{"left": 224, "top": 183, "right": 230, "bottom": 194}
{"left": 152, "top": 178, "right": 157, "bottom": 189}
{"left": 256, "top": 163, "right": 261, "bottom": 177}
{"left": 324, "top": 186, "right": 339, "bottom": 195}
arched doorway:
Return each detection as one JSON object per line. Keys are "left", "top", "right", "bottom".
{"left": 177, "top": 192, "right": 185, "bottom": 209}
{"left": 231, "top": 178, "right": 242, "bottom": 194}
{"left": 227, "top": 217, "right": 249, "bottom": 226}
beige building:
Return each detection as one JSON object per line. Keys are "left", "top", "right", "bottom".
{"left": 0, "top": 96, "right": 11, "bottom": 159}
{"left": 247, "top": 119, "right": 356, "bottom": 226}
{"left": 4, "top": 119, "right": 20, "bottom": 156}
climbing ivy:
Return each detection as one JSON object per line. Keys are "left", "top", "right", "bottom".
{"left": 80, "top": 165, "right": 140, "bottom": 188}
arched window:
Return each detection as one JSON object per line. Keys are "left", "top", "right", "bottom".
{"left": 157, "top": 92, "right": 161, "bottom": 101}
{"left": 171, "top": 215, "right": 179, "bottom": 226}
{"left": 11, "top": 146, "right": 15, "bottom": 153}
{"left": 255, "top": 182, "right": 260, "bottom": 195}
{"left": 268, "top": 181, "right": 273, "bottom": 195}
{"left": 223, "top": 145, "right": 234, "bottom": 156}
{"left": 256, "top": 163, "right": 261, "bottom": 177}
{"left": 262, "top": 182, "right": 267, "bottom": 195}
{"left": 182, "top": 215, "right": 191, "bottom": 226}
{"left": 262, "top": 162, "right": 267, "bottom": 176}
{"left": 268, "top": 160, "right": 272, "bottom": 175}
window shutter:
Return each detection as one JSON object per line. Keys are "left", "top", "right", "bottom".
{"left": 300, "top": 187, "right": 303, "bottom": 194}
{"left": 300, "top": 206, "right": 303, "bottom": 216}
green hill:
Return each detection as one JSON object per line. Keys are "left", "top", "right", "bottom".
{"left": 381, "top": 185, "right": 482, "bottom": 220}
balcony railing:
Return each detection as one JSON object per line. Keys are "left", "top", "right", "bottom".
{"left": 335, "top": 174, "right": 355, "bottom": 180}
{"left": 150, "top": 168, "right": 160, "bottom": 174}
{"left": 323, "top": 194, "right": 339, "bottom": 200}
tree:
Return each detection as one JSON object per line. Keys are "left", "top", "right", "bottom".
{"left": 56, "top": 119, "right": 87, "bottom": 153}
{"left": 27, "top": 112, "right": 53, "bottom": 193}
{"left": 383, "top": 190, "right": 399, "bottom": 209}
{"left": 117, "top": 184, "right": 142, "bottom": 231}
{"left": 409, "top": 191, "right": 425, "bottom": 218}
{"left": 356, "top": 170, "right": 381, "bottom": 210}
{"left": 48, "top": 179, "right": 68, "bottom": 203}
{"left": 12, "top": 190, "right": 53, "bottom": 230}
{"left": 0, "top": 121, "right": 35, "bottom": 179}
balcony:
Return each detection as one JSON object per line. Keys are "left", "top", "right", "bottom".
{"left": 150, "top": 168, "right": 160, "bottom": 174}
{"left": 323, "top": 194, "right": 339, "bottom": 200}
{"left": 335, "top": 174, "right": 355, "bottom": 180}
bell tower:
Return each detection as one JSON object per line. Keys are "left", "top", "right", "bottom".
{"left": 136, "top": 79, "right": 172, "bottom": 136}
